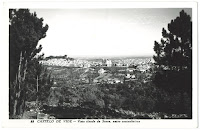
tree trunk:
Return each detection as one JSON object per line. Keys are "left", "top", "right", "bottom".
{"left": 19, "top": 97, "right": 25, "bottom": 116}
{"left": 13, "top": 99, "right": 18, "bottom": 117}
{"left": 36, "top": 75, "right": 39, "bottom": 119}
{"left": 12, "top": 51, "right": 27, "bottom": 118}
{"left": 13, "top": 90, "right": 21, "bottom": 116}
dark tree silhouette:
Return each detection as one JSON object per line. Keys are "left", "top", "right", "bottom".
{"left": 9, "top": 9, "right": 48, "bottom": 118}
{"left": 153, "top": 10, "right": 192, "bottom": 71}
{"left": 153, "top": 10, "right": 192, "bottom": 116}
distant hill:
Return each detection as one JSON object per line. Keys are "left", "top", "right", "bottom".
{"left": 44, "top": 55, "right": 74, "bottom": 61}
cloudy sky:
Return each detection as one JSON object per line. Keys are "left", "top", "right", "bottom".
{"left": 30, "top": 8, "right": 192, "bottom": 58}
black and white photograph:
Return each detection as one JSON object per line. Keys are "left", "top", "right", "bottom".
{"left": 2, "top": 1, "right": 199, "bottom": 128}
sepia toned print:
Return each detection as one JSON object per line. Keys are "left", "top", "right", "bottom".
{"left": 9, "top": 8, "right": 192, "bottom": 120}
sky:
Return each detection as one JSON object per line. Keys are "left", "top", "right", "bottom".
{"left": 30, "top": 8, "right": 192, "bottom": 58}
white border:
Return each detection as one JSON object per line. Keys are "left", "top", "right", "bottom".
{"left": 1, "top": 1, "right": 199, "bottom": 128}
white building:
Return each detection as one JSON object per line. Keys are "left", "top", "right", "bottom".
{"left": 125, "top": 74, "right": 136, "bottom": 79}
{"left": 106, "top": 60, "right": 112, "bottom": 67}
{"left": 98, "top": 68, "right": 107, "bottom": 74}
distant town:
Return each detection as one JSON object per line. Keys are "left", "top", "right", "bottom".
{"left": 40, "top": 55, "right": 155, "bottom": 86}
{"left": 41, "top": 55, "right": 154, "bottom": 68}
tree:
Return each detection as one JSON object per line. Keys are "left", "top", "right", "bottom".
{"left": 9, "top": 9, "right": 48, "bottom": 118}
{"left": 153, "top": 10, "right": 192, "bottom": 71}
{"left": 153, "top": 10, "right": 192, "bottom": 115}
{"left": 25, "top": 56, "right": 53, "bottom": 102}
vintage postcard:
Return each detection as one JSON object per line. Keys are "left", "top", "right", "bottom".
{"left": 1, "top": 1, "right": 199, "bottom": 128}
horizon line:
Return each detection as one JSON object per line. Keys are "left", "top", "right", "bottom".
{"left": 44, "top": 54, "right": 153, "bottom": 58}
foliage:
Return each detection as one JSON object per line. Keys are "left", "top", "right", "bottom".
{"left": 153, "top": 10, "right": 192, "bottom": 116}
{"left": 9, "top": 9, "right": 49, "bottom": 118}
{"left": 153, "top": 10, "right": 192, "bottom": 71}
{"left": 9, "top": 9, "right": 48, "bottom": 82}
{"left": 153, "top": 10, "right": 192, "bottom": 91}
{"left": 43, "top": 67, "right": 191, "bottom": 118}
{"left": 25, "top": 56, "right": 53, "bottom": 102}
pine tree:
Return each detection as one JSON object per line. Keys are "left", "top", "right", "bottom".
{"left": 153, "top": 10, "right": 192, "bottom": 115}
{"left": 9, "top": 9, "right": 48, "bottom": 118}
{"left": 153, "top": 10, "right": 192, "bottom": 71}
